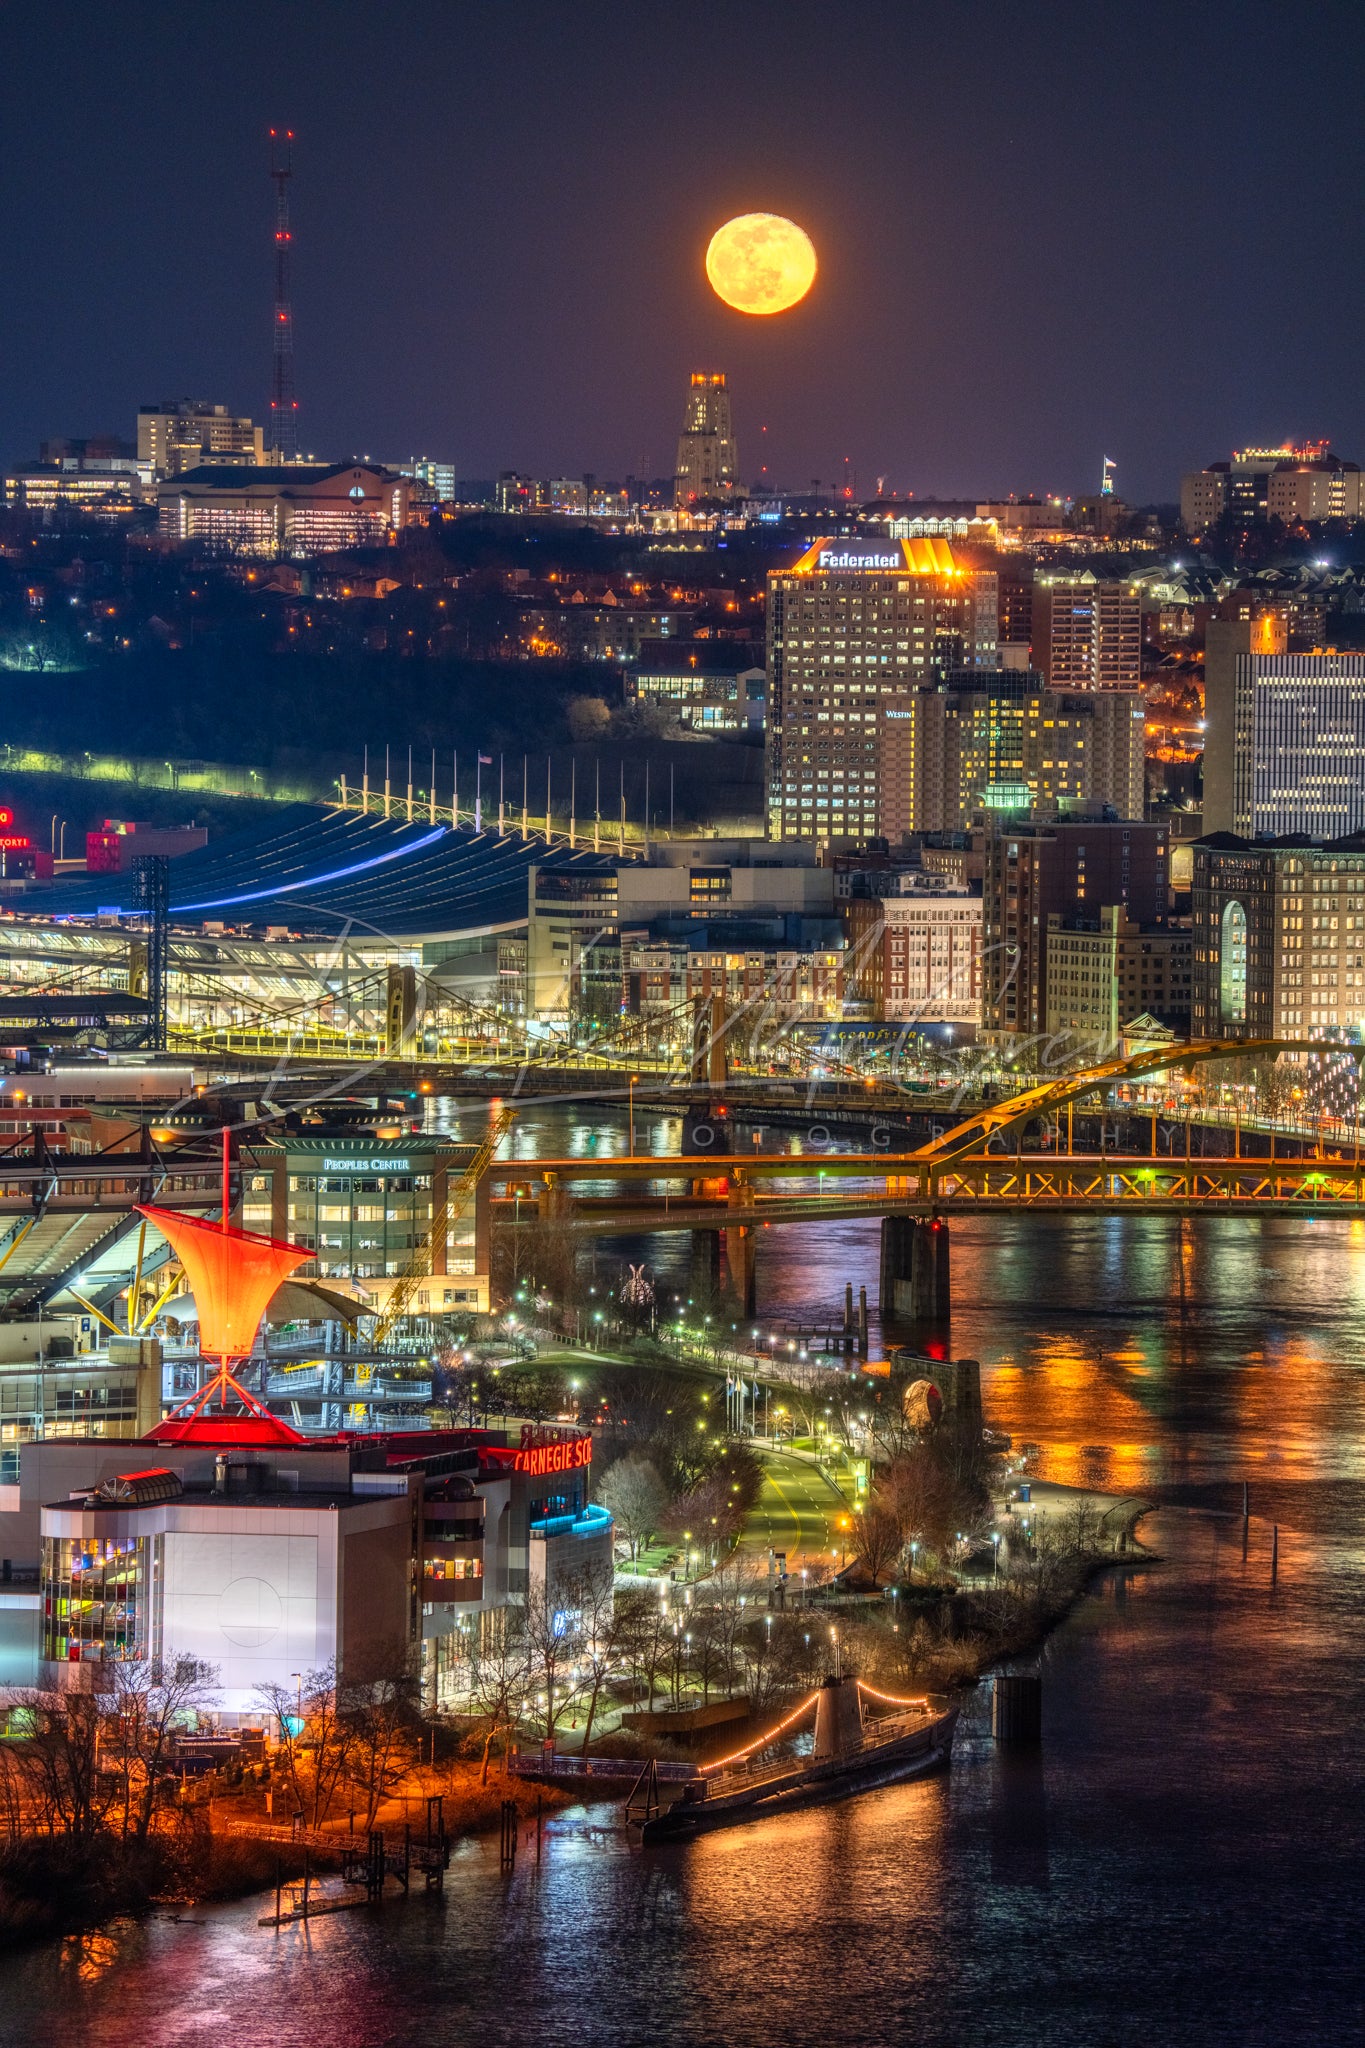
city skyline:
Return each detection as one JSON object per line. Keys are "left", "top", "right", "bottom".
{"left": 4, "top": 2, "right": 1365, "bottom": 500}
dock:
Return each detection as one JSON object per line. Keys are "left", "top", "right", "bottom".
{"left": 258, "top": 1798, "right": 449, "bottom": 1928}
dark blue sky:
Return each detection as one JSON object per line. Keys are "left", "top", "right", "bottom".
{"left": 4, "top": 1, "right": 1364, "bottom": 502}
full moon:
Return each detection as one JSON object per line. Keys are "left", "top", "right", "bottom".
{"left": 705, "top": 213, "right": 817, "bottom": 316}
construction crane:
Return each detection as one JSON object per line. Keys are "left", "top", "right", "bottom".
{"left": 369, "top": 1105, "right": 516, "bottom": 1347}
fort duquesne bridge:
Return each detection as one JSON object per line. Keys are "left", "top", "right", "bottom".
{"left": 489, "top": 1040, "right": 1365, "bottom": 1317}
{"left": 0, "top": 1040, "right": 1359, "bottom": 1327}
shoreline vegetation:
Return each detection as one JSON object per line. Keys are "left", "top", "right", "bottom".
{"left": 0, "top": 1482, "right": 1149, "bottom": 1953}
{"left": 0, "top": 1762, "right": 576, "bottom": 1953}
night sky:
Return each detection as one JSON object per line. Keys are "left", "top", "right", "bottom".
{"left": 5, "top": 1, "right": 1365, "bottom": 503}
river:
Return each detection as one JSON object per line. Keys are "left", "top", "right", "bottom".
{"left": 3, "top": 1103, "right": 1363, "bottom": 2045}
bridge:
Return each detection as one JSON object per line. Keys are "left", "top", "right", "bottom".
{"left": 490, "top": 1039, "right": 1365, "bottom": 1321}
{"left": 0, "top": 1037, "right": 1354, "bottom": 1329}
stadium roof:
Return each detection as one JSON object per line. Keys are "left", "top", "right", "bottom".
{"left": 14, "top": 805, "right": 623, "bottom": 941}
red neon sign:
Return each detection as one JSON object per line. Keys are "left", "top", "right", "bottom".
{"left": 513, "top": 1435, "right": 592, "bottom": 1477}
{"left": 0, "top": 806, "right": 32, "bottom": 851}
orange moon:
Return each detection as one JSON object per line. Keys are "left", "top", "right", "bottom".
{"left": 705, "top": 214, "right": 817, "bottom": 315}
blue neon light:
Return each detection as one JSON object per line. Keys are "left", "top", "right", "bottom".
{"left": 176, "top": 827, "right": 448, "bottom": 911}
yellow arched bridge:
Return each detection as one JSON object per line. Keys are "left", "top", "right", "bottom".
{"left": 491, "top": 1037, "right": 1365, "bottom": 1219}
{"left": 489, "top": 1040, "right": 1365, "bottom": 1316}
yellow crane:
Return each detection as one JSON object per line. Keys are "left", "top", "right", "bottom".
{"left": 369, "top": 1106, "right": 517, "bottom": 1347}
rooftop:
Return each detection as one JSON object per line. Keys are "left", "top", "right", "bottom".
{"left": 784, "top": 535, "right": 960, "bottom": 576}
{"left": 14, "top": 806, "right": 629, "bottom": 940}
{"left": 164, "top": 461, "right": 398, "bottom": 489}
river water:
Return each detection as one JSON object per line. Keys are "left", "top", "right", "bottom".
{"left": 4, "top": 1105, "right": 1364, "bottom": 2045}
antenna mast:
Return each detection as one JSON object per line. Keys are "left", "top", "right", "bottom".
{"left": 268, "top": 128, "right": 298, "bottom": 461}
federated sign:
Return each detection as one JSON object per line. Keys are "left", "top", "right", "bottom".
{"left": 817, "top": 548, "right": 900, "bottom": 569}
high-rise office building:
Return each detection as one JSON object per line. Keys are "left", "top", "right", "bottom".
{"left": 1205, "top": 633, "right": 1365, "bottom": 840}
{"left": 1192, "top": 833, "right": 1365, "bottom": 1039}
{"left": 1031, "top": 574, "right": 1142, "bottom": 690}
{"left": 400, "top": 457, "right": 456, "bottom": 502}
{"left": 137, "top": 401, "right": 264, "bottom": 479}
{"left": 674, "top": 372, "right": 739, "bottom": 506}
{"left": 1180, "top": 462, "right": 1232, "bottom": 536}
{"left": 1266, "top": 455, "right": 1364, "bottom": 523}
{"left": 892, "top": 671, "right": 1145, "bottom": 837}
{"left": 1202, "top": 613, "right": 1286, "bottom": 834}
{"left": 981, "top": 814, "right": 1169, "bottom": 1040}
{"left": 1045, "top": 906, "right": 1191, "bottom": 1049}
{"left": 766, "top": 536, "right": 997, "bottom": 842}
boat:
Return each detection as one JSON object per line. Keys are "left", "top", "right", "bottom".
{"left": 634, "top": 1674, "right": 959, "bottom": 1842}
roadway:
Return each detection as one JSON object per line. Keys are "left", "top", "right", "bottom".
{"left": 741, "top": 1448, "right": 850, "bottom": 1574}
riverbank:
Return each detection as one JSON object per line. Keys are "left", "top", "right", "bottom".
{"left": 0, "top": 1831, "right": 324, "bottom": 1953}
{"left": 547, "top": 1481, "right": 1156, "bottom": 1782}
{"left": 0, "top": 1764, "right": 568, "bottom": 1953}
{"left": 810, "top": 1479, "right": 1155, "bottom": 1701}
{"left": 0, "top": 1484, "right": 1152, "bottom": 1951}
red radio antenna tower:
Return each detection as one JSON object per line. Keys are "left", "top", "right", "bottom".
{"left": 268, "top": 127, "right": 298, "bottom": 461}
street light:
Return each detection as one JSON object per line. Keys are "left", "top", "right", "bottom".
{"left": 628, "top": 1072, "right": 641, "bottom": 1156}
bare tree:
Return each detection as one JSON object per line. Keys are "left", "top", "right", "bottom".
{"left": 6, "top": 1689, "right": 116, "bottom": 1841}
{"left": 849, "top": 1504, "right": 901, "bottom": 1588}
{"left": 736, "top": 1604, "right": 826, "bottom": 1713}
{"left": 108, "top": 1654, "right": 220, "bottom": 1842}
{"left": 618, "top": 1588, "right": 672, "bottom": 1715}
{"left": 596, "top": 1455, "right": 669, "bottom": 1561}
{"left": 875, "top": 1445, "right": 962, "bottom": 1562}
{"left": 698, "top": 1556, "right": 765, "bottom": 1692}
{"left": 255, "top": 1678, "right": 307, "bottom": 1820}
{"left": 254, "top": 1664, "right": 353, "bottom": 1827}
{"left": 522, "top": 1584, "right": 585, "bottom": 1741}
{"left": 341, "top": 1657, "right": 421, "bottom": 1830}
{"left": 468, "top": 1609, "right": 532, "bottom": 1784}
{"left": 682, "top": 1602, "right": 728, "bottom": 1704}
{"left": 563, "top": 1562, "right": 627, "bottom": 1755}
{"left": 785, "top": 1370, "right": 849, "bottom": 1440}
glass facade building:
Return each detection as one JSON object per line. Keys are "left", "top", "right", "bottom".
{"left": 42, "top": 1531, "right": 149, "bottom": 1665}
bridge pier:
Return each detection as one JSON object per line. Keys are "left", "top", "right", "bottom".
{"left": 933, "top": 1354, "right": 982, "bottom": 1435}
{"left": 723, "top": 1177, "right": 757, "bottom": 1317}
{"left": 690, "top": 1229, "right": 721, "bottom": 1301}
{"left": 880, "top": 1214, "right": 950, "bottom": 1328}
{"left": 723, "top": 1224, "right": 757, "bottom": 1317}
{"left": 879, "top": 1216, "right": 914, "bottom": 1316}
